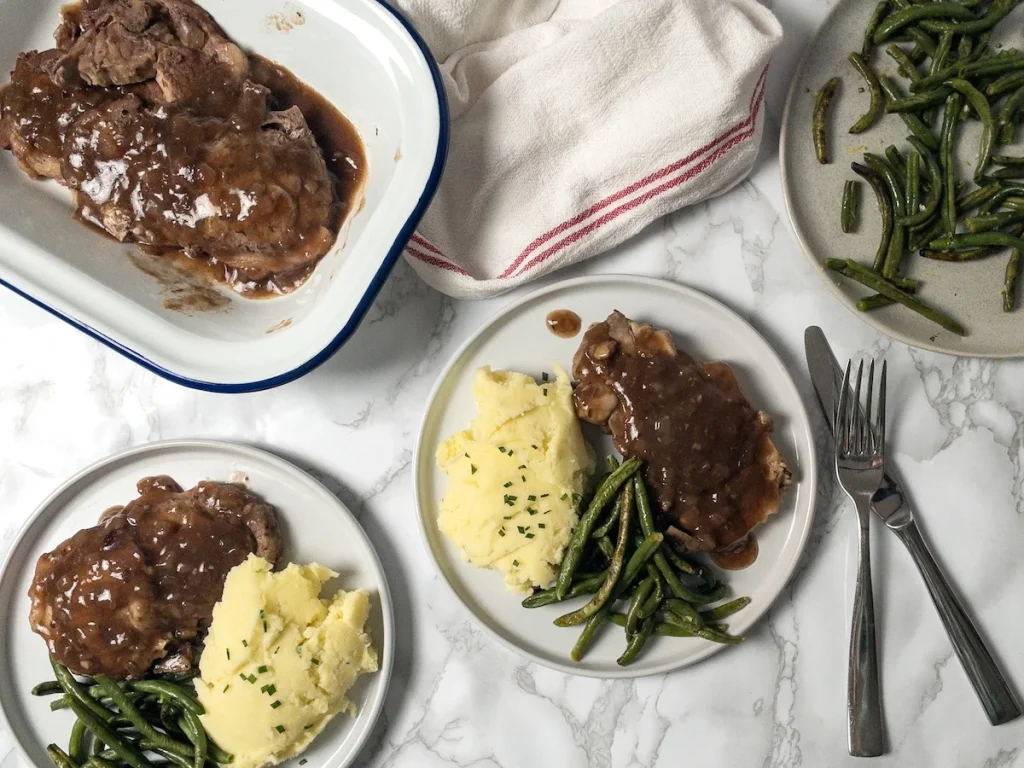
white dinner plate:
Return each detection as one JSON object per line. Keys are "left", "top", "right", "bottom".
{"left": 0, "top": 440, "right": 393, "bottom": 768}
{"left": 414, "top": 275, "right": 817, "bottom": 678}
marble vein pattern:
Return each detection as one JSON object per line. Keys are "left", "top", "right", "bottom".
{"left": 3, "top": 0, "right": 1024, "bottom": 766}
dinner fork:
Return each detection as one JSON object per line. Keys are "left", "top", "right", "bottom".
{"left": 835, "top": 359, "right": 886, "bottom": 757}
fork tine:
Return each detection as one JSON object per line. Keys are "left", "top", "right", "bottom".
{"left": 836, "top": 361, "right": 852, "bottom": 455}
{"left": 877, "top": 360, "right": 887, "bottom": 451}
{"left": 854, "top": 359, "right": 865, "bottom": 454}
{"left": 865, "top": 359, "right": 875, "bottom": 453}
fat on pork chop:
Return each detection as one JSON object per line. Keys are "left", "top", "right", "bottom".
{"left": 28, "top": 476, "right": 281, "bottom": 680}
{"left": 572, "top": 311, "right": 791, "bottom": 557}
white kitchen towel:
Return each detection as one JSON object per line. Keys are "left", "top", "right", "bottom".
{"left": 396, "top": 0, "right": 783, "bottom": 299}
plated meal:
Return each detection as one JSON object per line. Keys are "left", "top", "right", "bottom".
{"left": 417, "top": 276, "right": 816, "bottom": 676}
{"left": 0, "top": 0, "right": 366, "bottom": 297}
{"left": 0, "top": 441, "right": 391, "bottom": 768}
{"left": 781, "top": 0, "right": 1024, "bottom": 357}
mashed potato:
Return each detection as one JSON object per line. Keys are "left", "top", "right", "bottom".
{"left": 195, "top": 555, "right": 378, "bottom": 768}
{"left": 436, "top": 366, "right": 594, "bottom": 593}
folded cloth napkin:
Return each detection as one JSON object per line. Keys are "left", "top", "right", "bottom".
{"left": 394, "top": 0, "right": 783, "bottom": 299}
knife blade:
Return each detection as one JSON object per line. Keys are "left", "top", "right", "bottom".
{"left": 803, "top": 325, "right": 1021, "bottom": 726}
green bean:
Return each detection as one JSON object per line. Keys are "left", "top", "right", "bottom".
{"left": 999, "top": 85, "right": 1024, "bottom": 128}
{"left": 33, "top": 681, "right": 68, "bottom": 697}
{"left": 872, "top": 3, "right": 975, "bottom": 43}
{"left": 931, "top": 31, "right": 954, "bottom": 77}
{"left": 617, "top": 617, "right": 654, "bottom": 666}
{"left": 523, "top": 571, "right": 607, "bottom": 608}
{"left": 555, "top": 457, "right": 641, "bottom": 599}
{"left": 201, "top": 738, "right": 233, "bottom": 765}
{"left": 92, "top": 738, "right": 105, "bottom": 758}
{"left": 555, "top": 481, "right": 633, "bottom": 626}
{"left": 569, "top": 608, "right": 607, "bottom": 662}
{"left": 849, "top": 162, "right": 895, "bottom": 273}
{"left": 992, "top": 166, "right": 1024, "bottom": 180}
{"left": 1001, "top": 121, "right": 1017, "bottom": 145}
{"left": 51, "top": 661, "right": 112, "bottom": 724}
{"left": 966, "top": 211, "right": 1024, "bottom": 232}
{"left": 920, "top": 0, "right": 1022, "bottom": 35}
{"left": 988, "top": 71, "right": 1024, "bottom": 97}
{"left": 848, "top": 53, "right": 884, "bottom": 134}
{"left": 68, "top": 719, "right": 88, "bottom": 765}
{"left": 863, "top": 1, "right": 890, "bottom": 56}
{"left": 906, "top": 152, "right": 921, "bottom": 221}
{"left": 625, "top": 577, "right": 654, "bottom": 636}
{"left": 904, "top": 27, "right": 938, "bottom": 57}
{"left": 915, "top": 53, "right": 1024, "bottom": 93}
{"left": 47, "top": 744, "right": 79, "bottom": 768}
{"left": 68, "top": 700, "right": 156, "bottom": 768}
{"left": 858, "top": 295, "right": 896, "bottom": 310}
{"left": 596, "top": 535, "right": 615, "bottom": 562}
{"left": 920, "top": 246, "right": 1001, "bottom": 261}
{"left": 886, "top": 84, "right": 953, "bottom": 114}
{"left": 879, "top": 80, "right": 940, "bottom": 155}
{"left": 828, "top": 258, "right": 966, "bottom": 334}
{"left": 83, "top": 758, "right": 118, "bottom": 768}
{"left": 621, "top": 532, "right": 663, "bottom": 586}
{"left": 993, "top": 155, "right": 1024, "bottom": 167}
{"left": 639, "top": 565, "right": 664, "bottom": 619}
{"left": 979, "top": 185, "right": 1024, "bottom": 214}
{"left": 700, "top": 597, "right": 752, "bottom": 622}
{"left": 902, "top": 137, "right": 942, "bottom": 227}
{"left": 864, "top": 154, "right": 906, "bottom": 218}
{"left": 931, "top": 231, "right": 1024, "bottom": 252}
{"left": 659, "top": 543, "right": 699, "bottom": 577}
{"left": 94, "top": 676, "right": 193, "bottom": 760}
{"left": 179, "top": 710, "right": 207, "bottom": 768}
{"left": 591, "top": 490, "right": 623, "bottom": 540}
{"left": 664, "top": 598, "right": 704, "bottom": 629}
{"left": 129, "top": 681, "right": 204, "bottom": 716}
{"left": 813, "top": 77, "right": 840, "bottom": 164}
{"left": 886, "top": 44, "right": 921, "bottom": 83}
{"left": 1004, "top": 197, "right": 1024, "bottom": 211}
{"left": 948, "top": 79, "right": 995, "bottom": 182}
{"left": 885, "top": 146, "right": 908, "bottom": 186}
{"left": 959, "top": 182, "right": 1003, "bottom": 211}
{"left": 144, "top": 746, "right": 194, "bottom": 768}
{"left": 1004, "top": 247, "right": 1021, "bottom": 311}
{"left": 940, "top": 92, "right": 962, "bottom": 236}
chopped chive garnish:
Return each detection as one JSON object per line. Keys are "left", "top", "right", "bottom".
{"left": 538, "top": 523, "right": 546, "bottom": 529}
{"left": 517, "top": 526, "right": 526, "bottom": 534}
{"left": 528, "top": 508, "right": 538, "bottom": 515}
{"left": 258, "top": 665, "right": 268, "bottom": 674}
{"left": 242, "top": 640, "right": 248, "bottom": 647}
{"left": 226, "top": 649, "right": 231, "bottom": 660}
{"left": 498, "top": 446, "right": 507, "bottom": 453}
{"left": 544, "top": 510, "right": 550, "bottom": 514}
{"left": 266, "top": 684, "right": 277, "bottom": 696}
{"left": 560, "top": 493, "right": 567, "bottom": 501}
{"left": 275, "top": 725, "right": 285, "bottom": 734}
{"left": 464, "top": 453, "right": 470, "bottom": 458}
{"left": 542, "top": 372, "right": 549, "bottom": 382}
{"left": 531, "top": 444, "right": 538, "bottom": 450}
{"left": 471, "top": 465, "right": 478, "bottom": 474}
{"left": 304, "top": 725, "right": 313, "bottom": 731}
{"left": 247, "top": 674, "right": 257, "bottom": 684}
{"left": 503, "top": 515, "right": 512, "bottom": 520}
{"left": 498, "top": 528, "right": 505, "bottom": 537}
{"left": 223, "top": 684, "right": 230, "bottom": 693}
{"left": 518, "top": 465, "right": 526, "bottom": 470}
{"left": 261, "top": 684, "right": 271, "bottom": 693}
{"left": 507, "top": 450, "right": 514, "bottom": 456}
{"left": 512, "top": 560, "right": 519, "bottom": 566}
{"left": 271, "top": 701, "right": 282, "bottom": 709}
{"left": 274, "top": 647, "right": 280, "bottom": 654}
{"left": 543, "top": 388, "right": 548, "bottom": 396}
{"left": 540, "top": 493, "right": 549, "bottom": 498}
{"left": 525, "top": 533, "right": 535, "bottom": 539}
{"left": 259, "top": 609, "right": 265, "bottom": 618}
{"left": 528, "top": 495, "right": 536, "bottom": 501}
{"left": 239, "top": 674, "right": 247, "bottom": 681}
{"left": 503, "top": 481, "right": 513, "bottom": 488}
{"left": 311, "top": 658, "right": 320, "bottom": 666}
{"left": 522, "top": 475, "right": 526, "bottom": 482}
{"left": 504, "top": 494, "right": 517, "bottom": 506}
{"left": 300, "top": 760, "right": 308, "bottom": 765}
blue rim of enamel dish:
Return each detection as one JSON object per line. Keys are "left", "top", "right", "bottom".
{"left": 0, "top": 0, "right": 450, "bottom": 394}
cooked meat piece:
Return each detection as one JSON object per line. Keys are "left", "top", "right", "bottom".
{"left": 573, "top": 311, "right": 792, "bottom": 557}
{"left": 28, "top": 476, "right": 281, "bottom": 680}
{"left": 0, "top": 0, "right": 363, "bottom": 296}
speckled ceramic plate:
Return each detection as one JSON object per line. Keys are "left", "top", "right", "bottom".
{"left": 0, "top": 440, "right": 393, "bottom": 768}
{"left": 414, "top": 275, "right": 817, "bottom": 678}
{"left": 781, "top": 0, "right": 1024, "bottom": 357}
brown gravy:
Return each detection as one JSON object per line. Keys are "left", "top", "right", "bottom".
{"left": 28, "top": 476, "right": 281, "bottom": 679}
{"left": 711, "top": 535, "right": 759, "bottom": 570}
{"left": 546, "top": 309, "right": 581, "bottom": 338}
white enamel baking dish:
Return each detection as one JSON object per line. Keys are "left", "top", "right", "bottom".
{"left": 0, "top": 0, "right": 447, "bottom": 391}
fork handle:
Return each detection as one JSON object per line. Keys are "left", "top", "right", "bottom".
{"left": 894, "top": 520, "right": 1021, "bottom": 726}
{"left": 849, "top": 504, "right": 885, "bottom": 757}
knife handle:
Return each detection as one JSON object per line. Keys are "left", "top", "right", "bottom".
{"left": 895, "top": 520, "right": 1021, "bottom": 725}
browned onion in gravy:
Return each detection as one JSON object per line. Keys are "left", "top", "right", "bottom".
{"left": 546, "top": 309, "right": 581, "bottom": 338}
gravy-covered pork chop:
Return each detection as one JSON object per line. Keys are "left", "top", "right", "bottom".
{"left": 572, "top": 311, "right": 791, "bottom": 558}
{"left": 28, "top": 476, "right": 281, "bottom": 679}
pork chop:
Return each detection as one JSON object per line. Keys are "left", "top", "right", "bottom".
{"left": 28, "top": 476, "right": 282, "bottom": 679}
{"left": 572, "top": 311, "right": 792, "bottom": 558}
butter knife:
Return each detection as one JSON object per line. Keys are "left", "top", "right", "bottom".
{"left": 804, "top": 326, "right": 1021, "bottom": 727}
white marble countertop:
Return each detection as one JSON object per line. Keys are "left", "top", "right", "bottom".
{"left": 3, "top": 0, "right": 1024, "bottom": 766}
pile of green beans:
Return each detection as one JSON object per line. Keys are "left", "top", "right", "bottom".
{"left": 33, "top": 661, "right": 232, "bottom": 768}
{"left": 523, "top": 457, "right": 750, "bottom": 666}
{"left": 813, "top": 0, "right": 1024, "bottom": 328}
